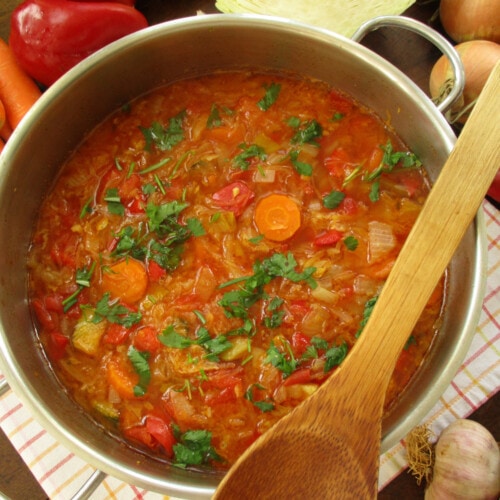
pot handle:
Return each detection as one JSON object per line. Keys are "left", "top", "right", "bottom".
{"left": 352, "top": 15, "right": 464, "bottom": 115}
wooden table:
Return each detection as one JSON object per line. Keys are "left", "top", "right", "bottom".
{"left": 0, "top": 0, "right": 498, "bottom": 498}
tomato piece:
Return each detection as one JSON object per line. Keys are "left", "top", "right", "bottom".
{"left": 44, "top": 293, "right": 64, "bottom": 314}
{"left": 203, "top": 368, "right": 244, "bottom": 390}
{"left": 32, "top": 298, "right": 57, "bottom": 331}
{"left": 46, "top": 331, "right": 69, "bottom": 361}
{"left": 133, "top": 326, "right": 161, "bottom": 353}
{"left": 324, "top": 147, "right": 352, "bottom": 178}
{"left": 145, "top": 415, "right": 175, "bottom": 456}
{"left": 313, "top": 229, "right": 343, "bottom": 247}
{"left": 119, "top": 173, "right": 145, "bottom": 213}
{"left": 123, "top": 425, "right": 156, "bottom": 449}
{"left": 212, "top": 181, "right": 255, "bottom": 217}
{"left": 50, "top": 232, "right": 78, "bottom": 267}
{"left": 283, "top": 368, "right": 312, "bottom": 386}
{"left": 103, "top": 323, "right": 130, "bottom": 345}
{"left": 291, "top": 332, "right": 311, "bottom": 357}
{"left": 205, "top": 386, "right": 238, "bottom": 407}
{"left": 338, "top": 196, "right": 358, "bottom": 215}
{"left": 147, "top": 260, "right": 166, "bottom": 282}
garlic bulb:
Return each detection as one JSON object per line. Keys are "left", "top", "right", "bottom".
{"left": 425, "top": 419, "right": 500, "bottom": 500}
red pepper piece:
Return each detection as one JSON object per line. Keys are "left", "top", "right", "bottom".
{"left": 9, "top": 0, "right": 148, "bottom": 87}
{"left": 313, "top": 229, "right": 343, "bottom": 247}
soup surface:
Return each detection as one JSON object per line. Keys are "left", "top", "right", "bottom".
{"left": 28, "top": 71, "right": 444, "bottom": 470}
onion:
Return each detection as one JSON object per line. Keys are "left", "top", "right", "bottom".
{"left": 425, "top": 419, "right": 500, "bottom": 500}
{"left": 439, "top": 0, "right": 500, "bottom": 43}
{"left": 429, "top": 40, "right": 500, "bottom": 123}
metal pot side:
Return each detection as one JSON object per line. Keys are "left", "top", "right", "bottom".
{"left": 0, "top": 15, "right": 486, "bottom": 498}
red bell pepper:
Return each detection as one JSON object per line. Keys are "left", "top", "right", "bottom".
{"left": 9, "top": 0, "right": 148, "bottom": 87}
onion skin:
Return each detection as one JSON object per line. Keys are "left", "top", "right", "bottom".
{"left": 429, "top": 40, "right": 500, "bottom": 123}
{"left": 440, "top": 0, "right": 500, "bottom": 43}
{"left": 425, "top": 419, "right": 500, "bottom": 500}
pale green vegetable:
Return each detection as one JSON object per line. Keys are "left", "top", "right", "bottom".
{"left": 72, "top": 313, "right": 107, "bottom": 356}
{"left": 215, "top": 0, "right": 415, "bottom": 38}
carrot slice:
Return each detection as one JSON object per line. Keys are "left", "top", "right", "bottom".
{"left": 101, "top": 258, "right": 148, "bottom": 304}
{"left": 107, "top": 358, "right": 138, "bottom": 400}
{"left": 0, "top": 38, "right": 42, "bottom": 130}
{"left": 254, "top": 193, "right": 301, "bottom": 241}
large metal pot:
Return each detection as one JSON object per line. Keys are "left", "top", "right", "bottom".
{"left": 0, "top": 14, "right": 486, "bottom": 498}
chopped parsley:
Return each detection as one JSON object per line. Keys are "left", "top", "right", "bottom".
{"left": 264, "top": 340, "right": 298, "bottom": 377}
{"left": 219, "top": 252, "right": 317, "bottom": 322}
{"left": 343, "top": 235, "right": 359, "bottom": 251}
{"left": 112, "top": 200, "right": 205, "bottom": 273}
{"left": 289, "top": 149, "right": 313, "bottom": 176}
{"left": 323, "top": 190, "right": 345, "bottom": 209}
{"left": 356, "top": 296, "right": 378, "bottom": 338}
{"left": 257, "top": 82, "right": 281, "bottom": 111}
{"left": 263, "top": 297, "right": 285, "bottom": 328}
{"left": 302, "top": 337, "right": 349, "bottom": 373}
{"left": 128, "top": 346, "right": 151, "bottom": 396}
{"left": 245, "top": 384, "right": 275, "bottom": 412}
{"left": 290, "top": 119, "right": 323, "bottom": 146}
{"left": 173, "top": 428, "right": 222, "bottom": 468}
{"left": 158, "top": 325, "right": 232, "bottom": 362}
{"left": 62, "top": 262, "right": 96, "bottom": 312}
{"left": 104, "top": 187, "right": 125, "bottom": 216}
{"left": 91, "top": 292, "right": 142, "bottom": 327}
{"left": 140, "top": 110, "right": 186, "bottom": 152}
{"left": 233, "top": 143, "right": 267, "bottom": 170}
{"left": 207, "top": 103, "right": 222, "bottom": 128}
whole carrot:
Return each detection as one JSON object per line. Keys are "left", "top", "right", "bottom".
{"left": 0, "top": 38, "right": 41, "bottom": 130}
{"left": 0, "top": 98, "right": 12, "bottom": 142}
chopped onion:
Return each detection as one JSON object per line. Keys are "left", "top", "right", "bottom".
{"left": 253, "top": 167, "right": 276, "bottom": 183}
{"left": 311, "top": 285, "right": 339, "bottom": 304}
{"left": 368, "top": 220, "right": 396, "bottom": 263}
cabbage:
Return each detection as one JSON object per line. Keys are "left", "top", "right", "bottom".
{"left": 215, "top": 0, "right": 415, "bottom": 38}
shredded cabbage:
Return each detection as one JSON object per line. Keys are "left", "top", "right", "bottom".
{"left": 215, "top": 0, "right": 415, "bottom": 38}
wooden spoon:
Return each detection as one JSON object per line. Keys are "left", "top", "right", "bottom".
{"left": 214, "top": 62, "right": 500, "bottom": 499}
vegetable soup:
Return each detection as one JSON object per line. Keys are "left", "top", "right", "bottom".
{"left": 28, "top": 71, "right": 445, "bottom": 470}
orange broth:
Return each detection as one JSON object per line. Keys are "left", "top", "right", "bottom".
{"left": 28, "top": 71, "right": 445, "bottom": 470}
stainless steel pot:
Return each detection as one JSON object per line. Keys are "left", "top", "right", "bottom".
{"left": 0, "top": 14, "right": 486, "bottom": 499}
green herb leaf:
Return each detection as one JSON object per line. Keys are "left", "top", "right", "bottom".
{"left": 207, "top": 103, "right": 222, "bottom": 128}
{"left": 257, "top": 82, "right": 281, "bottom": 111}
{"left": 128, "top": 346, "right": 151, "bottom": 396}
{"left": 289, "top": 149, "right": 313, "bottom": 176}
{"left": 140, "top": 110, "right": 186, "bottom": 152}
{"left": 323, "top": 190, "right": 345, "bottom": 209}
{"left": 264, "top": 341, "right": 298, "bottom": 377}
{"left": 233, "top": 143, "right": 267, "bottom": 170}
{"left": 244, "top": 384, "right": 275, "bottom": 412}
{"left": 62, "top": 262, "right": 96, "bottom": 312}
{"left": 343, "top": 236, "right": 359, "bottom": 251}
{"left": 92, "top": 292, "right": 142, "bottom": 327}
{"left": 356, "top": 296, "right": 378, "bottom": 338}
{"left": 369, "top": 180, "right": 380, "bottom": 202}
{"left": 173, "top": 429, "right": 222, "bottom": 468}
{"left": 324, "top": 341, "right": 348, "bottom": 372}
{"left": 105, "top": 188, "right": 125, "bottom": 216}
{"left": 263, "top": 297, "right": 285, "bottom": 328}
{"left": 290, "top": 119, "right": 322, "bottom": 145}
